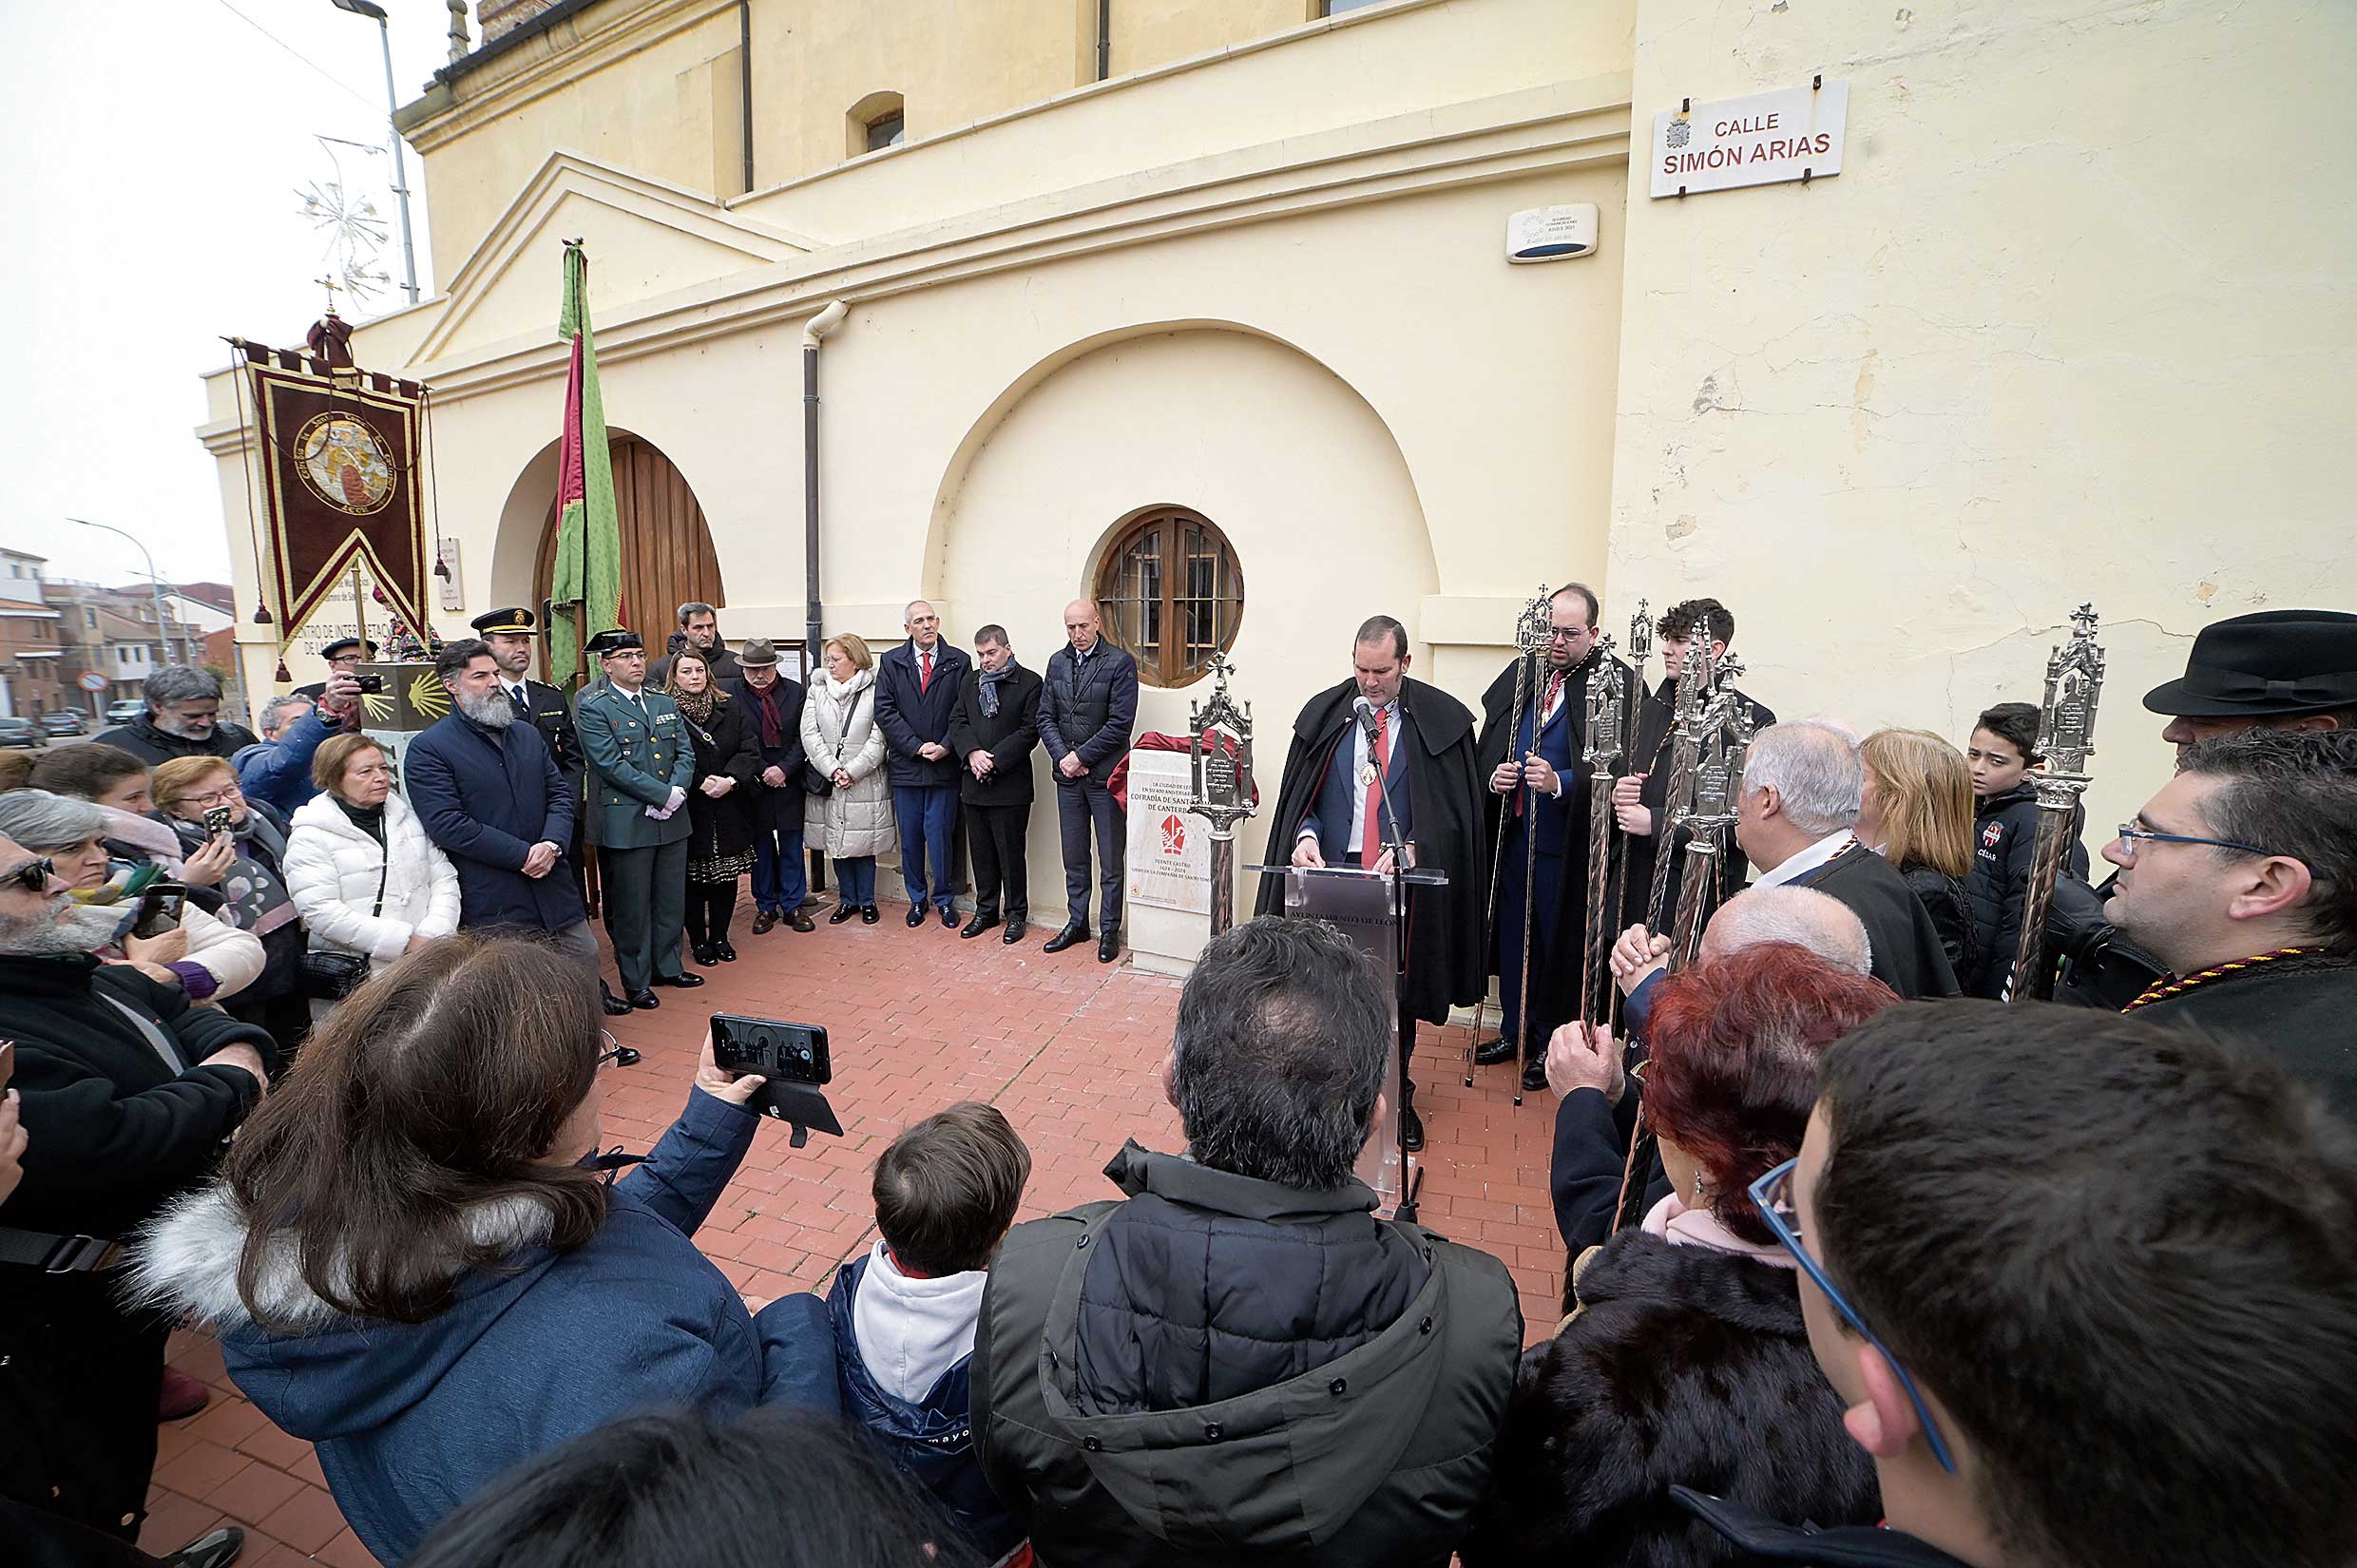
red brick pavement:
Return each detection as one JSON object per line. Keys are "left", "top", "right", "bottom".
{"left": 144, "top": 913, "right": 1566, "bottom": 1561}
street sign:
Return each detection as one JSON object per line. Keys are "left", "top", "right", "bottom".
{"left": 77, "top": 671, "right": 108, "bottom": 694}
{"left": 1651, "top": 81, "right": 1849, "bottom": 198}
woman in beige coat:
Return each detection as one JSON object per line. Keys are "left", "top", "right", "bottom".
{"left": 799, "top": 633, "right": 894, "bottom": 925}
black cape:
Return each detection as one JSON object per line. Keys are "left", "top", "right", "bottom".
{"left": 1474, "top": 649, "right": 1634, "bottom": 1032}
{"left": 2127, "top": 957, "right": 2357, "bottom": 1122}
{"left": 1610, "top": 678, "right": 1775, "bottom": 933}
{"left": 1253, "top": 677, "right": 1487, "bottom": 1023}
{"left": 1792, "top": 843, "right": 1962, "bottom": 999}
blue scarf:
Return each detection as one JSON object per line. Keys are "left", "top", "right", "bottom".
{"left": 978, "top": 657, "right": 1023, "bottom": 718}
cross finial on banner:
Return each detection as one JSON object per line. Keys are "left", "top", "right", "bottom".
{"left": 315, "top": 275, "right": 343, "bottom": 313}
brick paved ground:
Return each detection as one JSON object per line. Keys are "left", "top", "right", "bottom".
{"left": 144, "top": 908, "right": 1564, "bottom": 1562}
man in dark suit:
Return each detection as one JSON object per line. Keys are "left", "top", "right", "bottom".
{"left": 724, "top": 638, "right": 813, "bottom": 933}
{"left": 876, "top": 600, "right": 973, "bottom": 929}
{"left": 1037, "top": 599, "right": 1139, "bottom": 962}
{"left": 403, "top": 639, "right": 600, "bottom": 989}
{"left": 472, "top": 607, "right": 589, "bottom": 899}
{"left": 947, "top": 623, "right": 1044, "bottom": 944}
{"left": 574, "top": 628, "right": 701, "bottom": 1010}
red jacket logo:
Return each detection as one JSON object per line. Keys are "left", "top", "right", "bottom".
{"left": 1982, "top": 821, "right": 2003, "bottom": 849}
{"left": 1160, "top": 814, "right": 1187, "bottom": 855}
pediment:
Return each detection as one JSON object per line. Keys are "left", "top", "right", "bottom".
{"left": 414, "top": 151, "right": 816, "bottom": 363}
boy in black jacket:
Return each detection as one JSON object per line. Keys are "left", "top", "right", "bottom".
{"left": 1961, "top": 703, "right": 2086, "bottom": 997}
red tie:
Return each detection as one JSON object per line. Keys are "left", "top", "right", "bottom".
{"left": 1360, "top": 705, "right": 1391, "bottom": 863}
{"left": 919, "top": 648, "right": 932, "bottom": 694}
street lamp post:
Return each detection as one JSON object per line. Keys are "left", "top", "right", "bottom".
{"left": 331, "top": 0, "right": 421, "bottom": 307}
{"left": 67, "top": 518, "right": 174, "bottom": 670}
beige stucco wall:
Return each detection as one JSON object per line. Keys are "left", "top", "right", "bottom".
{"left": 1602, "top": 0, "right": 2357, "bottom": 846}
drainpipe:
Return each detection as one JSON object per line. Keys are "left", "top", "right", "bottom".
{"left": 802, "top": 300, "right": 850, "bottom": 662}
{"left": 738, "top": 0, "right": 755, "bottom": 195}
{"left": 1096, "top": 0, "right": 1110, "bottom": 80}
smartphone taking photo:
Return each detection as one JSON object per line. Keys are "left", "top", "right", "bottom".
{"left": 709, "top": 1014, "right": 842, "bottom": 1144}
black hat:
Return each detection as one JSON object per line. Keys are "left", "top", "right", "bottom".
{"left": 585, "top": 628, "right": 645, "bottom": 659}
{"left": 320, "top": 637, "right": 377, "bottom": 660}
{"left": 2142, "top": 609, "right": 2357, "bottom": 718}
{"left": 469, "top": 607, "right": 539, "bottom": 637}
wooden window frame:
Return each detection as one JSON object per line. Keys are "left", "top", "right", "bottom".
{"left": 1092, "top": 507, "right": 1245, "bottom": 689}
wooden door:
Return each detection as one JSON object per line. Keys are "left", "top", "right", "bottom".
{"left": 534, "top": 436, "right": 725, "bottom": 681}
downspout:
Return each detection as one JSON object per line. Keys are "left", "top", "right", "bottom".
{"left": 738, "top": 0, "right": 755, "bottom": 194}
{"left": 801, "top": 300, "right": 850, "bottom": 662}
{"left": 1096, "top": 0, "right": 1110, "bottom": 80}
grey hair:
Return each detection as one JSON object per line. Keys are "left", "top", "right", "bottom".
{"left": 1741, "top": 719, "right": 1864, "bottom": 837}
{"left": 144, "top": 666, "right": 223, "bottom": 709}
{"left": 1172, "top": 917, "right": 1391, "bottom": 1191}
{"left": 904, "top": 599, "right": 936, "bottom": 621}
{"left": 1702, "top": 886, "right": 1873, "bottom": 976}
{"left": 676, "top": 602, "right": 717, "bottom": 626}
{"left": 259, "top": 695, "right": 311, "bottom": 736}
{"left": 0, "top": 788, "right": 108, "bottom": 852}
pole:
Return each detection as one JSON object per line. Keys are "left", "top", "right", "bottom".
{"left": 2005, "top": 605, "right": 2105, "bottom": 1001}
{"left": 67, "top": 518, "right": 170, "bottom": 670}
{"left": 373, "top": 16, "right": 421, "bottom": 306}
{"left": 349, "top": 563, "right": 370, "bottom": 657}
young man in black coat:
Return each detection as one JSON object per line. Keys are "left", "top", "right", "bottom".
{"left": 0, "top": 834, "right": 273, "bottom": 1546}
{"left": 1037, "top": 599, "right": 1139, "bottom": 962}
{"left": 875, "top": 600, "right": 973, "bottom": 929}
{"left": 725, "top": 639, "right": 813, "bottom": 933}
{"left": 1253, "top": 615, "right": 1488, "bottom": 1152}
{"left": 947, "top": 623, "right": 1044, "bottom": 944}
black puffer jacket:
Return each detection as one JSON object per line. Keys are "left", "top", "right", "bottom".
{"left": 1900, "top": 861, "right": 1978, "bottom": 987}
{"left": 974, "top": 1140, "right": 1522, "bottom": 1568}
{"left": 1963, "top": 782, "right": 2088, "bottom": 998}
{"left": 1464, "top": 1231, "right": 1879, "bottom": 1568}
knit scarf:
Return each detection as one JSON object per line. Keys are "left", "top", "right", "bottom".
{"left": 173, "top": 813, "right": 297, "bottom": 938}
{"left": 977, "top": 657, "right": 1024, "bottom": 718}
{"left": 744, "top": 680, "right": 786, "bottom": 750}
{"left": 667, "top": 682, "right": 720, "bottom": 726}
{"left": 97, "top": 804, "right": 187, "bottom": 877}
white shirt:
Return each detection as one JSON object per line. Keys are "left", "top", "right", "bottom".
{"left": 1753, "top": 829, "right": 1856, "bottom": 890}
{"left": 850, "top": 1239, "right": 988, "bottom": 1404}
{"left": 1299, "top": 698, "right": 1401, "bottom": 853}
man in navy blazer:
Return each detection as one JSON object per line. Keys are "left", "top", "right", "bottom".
{"left": 403, "top": 640, "right": 599, "bottom": 985}
{"left": 1037, "top": 599, "right": 1140, "bottom": 963}
{"left": 875, "top": 600, "right": 973, "bottom": 928}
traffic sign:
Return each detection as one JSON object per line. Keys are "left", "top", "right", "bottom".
{"left": 77, "top": 671, "right": 109, "bottom": 694}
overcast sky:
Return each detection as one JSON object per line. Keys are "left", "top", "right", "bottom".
{"left": 0, "top": 0, "right": 455, "bottom": 590}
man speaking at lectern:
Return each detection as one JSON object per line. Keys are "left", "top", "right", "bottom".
{"left": 1255, "top": 615, "right": 1487, "bottom": 1153}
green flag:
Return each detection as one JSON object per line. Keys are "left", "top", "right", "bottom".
{"left": 546, "top": 240, "right": 622, "bottom": 685}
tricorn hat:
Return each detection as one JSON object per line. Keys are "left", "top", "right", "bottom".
{"left": 319, "top": 637, "right": 377, "bottom": 660}
{"left": 469, "top": 606, "right": 539, "bottom": 637}
{"left": 2141, "top": 609, "right": 2357, "bottom": 718}
{"left": 585, "top": 627, "right": 645, "bottom": 659}
{"left": 737, "top": 637, "right": 779, "bottom": 668}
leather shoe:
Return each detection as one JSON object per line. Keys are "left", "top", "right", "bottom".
{"left": 1401, "top": 1104, "right": 1425, "bottom": 1153}
{"left": 601, "top": 985, "right": 633, "bottom": 1017}
{"left": 1472, "top": 1036, "right": 1517, "bottom": 1066}
{"left": 629, "top": 989, "right": 660, "bottom": 1010}
{"left": 828, "top": 903, "right": 860, "bottom": 925}
{"left": 163, "top": 1526, "right": 244, "bottom": 1568}
{"left": 1521, "top": 1059, "right": 1551, "bottom": 1094}
{"left": 159, "top": 1365, "right": 211, "bottom": 1422}
{"left": 751, "top": 908, "right": 779, "bottom": 934}
{"left": 1003, "top": 919, "right": 1027, "bottom": 944}
{"left": 1098, "top": 931, "right": 1121, "bottom": 964}
{"left": 611, "top": 1044, "right": 642, "bottom": 1067}
{"left": 941, "top": 906, "right": 958, "bottom": 928}
{"left": 962, "top": 914, "right": 1000, "bottom": 939}
{"left": 786, "top": 909, "right": 814, "bottom": 932}
{"left": 653, "top": 972, "right": 704, "bottom": 988}
{"left": 1041, "top": 923, "right": 1090, "bottom": 953}
{"left": 861, "top": 904, "right": 880, "bottom": 925}
{"left": 715, "top": 939, "right": 738, "bottom": 962}
{"left": 906, "top": 905, "right": 928, "bottom": 927}
{"left": 693, "top": 942, "right": 719, "bottom": 967}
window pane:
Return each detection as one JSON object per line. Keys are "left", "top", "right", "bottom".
{"left": 866, "top": 112, "right": 906, "bottom": 152}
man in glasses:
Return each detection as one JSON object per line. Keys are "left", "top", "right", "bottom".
{"left": 2097, "top": 728, "right": 2357, "bottom": 1119}
{"left": 1680, "top": 1004, "right": 2357, "bottom": 1568}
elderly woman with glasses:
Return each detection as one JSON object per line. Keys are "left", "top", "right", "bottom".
{"left": 150, "top": 756, "right": 310, "bottom": 1049}
{"left": 1463, "top": 943, "right": 1899, "bottom": 1568}
{"left": 131, "top": 934, "right": 828, "bottom": 1567}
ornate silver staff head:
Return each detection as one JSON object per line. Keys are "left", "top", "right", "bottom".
{"left": 2034, "top": 603, "right": 2105, "bottom": 785}
{"left": 1627, "top": 597, "right": 1653, "bottom": 680}
{"left": 1515, "top": 585, "right": 1555, "bottom": 656}
{"left": 1186, "top": 652, "right": 1255, "bottom": 827}
{"left": 1582, "top": 632, "right": 1622, "bottom": 765}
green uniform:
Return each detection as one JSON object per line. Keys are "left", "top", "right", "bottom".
{"left": 575, "top": 680, "right": 696, "bottom": 992}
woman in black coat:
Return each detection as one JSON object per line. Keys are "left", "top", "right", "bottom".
{"left": 1857, "top": 729, "right": 1980, "bottom": 984}
{"left": 1466, "top": 945, "right": 1896, "bottom": 1568}
{"left": 666, "top": 650, "right": 760, "bottom": 965}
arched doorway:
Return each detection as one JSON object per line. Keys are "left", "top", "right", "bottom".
{"left": 532, "top": 435, "right": 725, "bottom": 679}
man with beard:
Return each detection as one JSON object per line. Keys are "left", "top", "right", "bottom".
{"left": 655, "top": 601, "right": 741, "bottom": 687}
{"left": 471, "top": 606, "right": 589, "bottom": 900}
{"left": 0, "top": 832, "right": 273, "bottom": 1548}
{"left": 94, "top": 666, "right": 260, "bottom": 768}
{"left": 2100, "top": 729, "right": 2357, "bottom": 1118}
{"left": 1474, "top": 583, "right": 1622, "bottom": 1091}
{"left": 1254, "top": 615, "right": 1486, "bottom": 1152}
{"left": 403, "top": 640, "right": 603, "bottom": 995}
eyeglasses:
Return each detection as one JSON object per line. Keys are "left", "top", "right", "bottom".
{"left": 182, "top": 785, "right": 242, "bottom": 809}
{"left": 2113, "top": 823, "right": 2273, "bottom": 862}
{"left": 0, "top": 856, "right": 56, "bottom": 894}
{"left": 1749, "top": 1158, "right": 1958, "bottom": 1474}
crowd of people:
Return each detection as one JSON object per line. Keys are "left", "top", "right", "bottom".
{"left": 0, "top": 595, "right": 2352, "bottom": 1568}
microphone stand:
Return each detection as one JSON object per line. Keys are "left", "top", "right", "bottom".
{"left": 1360, "top": 699, "right": 1424, "bottom": 1225}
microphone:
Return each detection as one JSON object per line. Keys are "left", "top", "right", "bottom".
{"left": 1353, "top": 695, "right": 1379, "bottom": 738}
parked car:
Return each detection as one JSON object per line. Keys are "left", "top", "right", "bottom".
{"left": 38, "top": 711, "right": 85, "bottom": 736}
{"left": 0, "top": 717, "right": 40, "bottom": 749}
{"left": 105, "top": 698, "right": 144, "bottom": 723}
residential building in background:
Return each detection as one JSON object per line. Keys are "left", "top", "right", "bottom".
{"left": 0, "top": 548, "right": 66, "bottom": 718}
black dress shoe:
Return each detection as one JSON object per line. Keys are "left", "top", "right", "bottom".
{"left": 787, "top": 909, "right": 814, "bottom": 932}
{"left": 1401, "top": 1104, "right": 1426, "bottom": 1153}
{"left": 962, "top": 914, "right": 1000, "bottom": 939}
{"left": 653, "top": 972, "right": 705, "bottom": 988}
{"left": 751, "top": 908, "right": 779, "bottom": 934}
{"left": 1041, "top": 923, "right": 1090, "bottom": 953}
{"left": 829, "top": 903, "right": 860, "bottom": 925}
{"left": 861, "top": 904, "right": 880, "bottom": 925}
{"left": 941, "top": 906, "right": 958, "bottom": 928}
{"left": 906, "top": 905, "right": 928, "bottom": 927}
{"left": 629, "top": 989, "right": 660, "bottom": 1010}
{"left": 714, "top": 939, "right": 738, "bottom": 962}
{"left": 611, "top": 1044, "right": 642, "bottom": 1068}
{"left": 163, "top": 1525, "right": 244, "bottom": 1568}
{"left": 601, "top": 985, "right": 633, "bottom": 1017}
{"left": 693, "top": 942, "right": 719, "bottom": 967}
{"left": 1003, "top": 919, "right": 1027, "bottom": 945}
{"left": 1472, "top": 1036, "right": 1517, "bottom": 1066}
{"left": 1098, "top": 931, "right": 1121, "bottom": 964}
{"left": 1521, "top": 1059, "right": 1551, "bottom": 1094}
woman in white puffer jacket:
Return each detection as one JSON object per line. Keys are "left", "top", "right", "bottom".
{"left": 283, "top": 734, "right": 460, "bottom": 1004}
{"left": 799, "top": 632, "right": 894, "bottom": 926}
